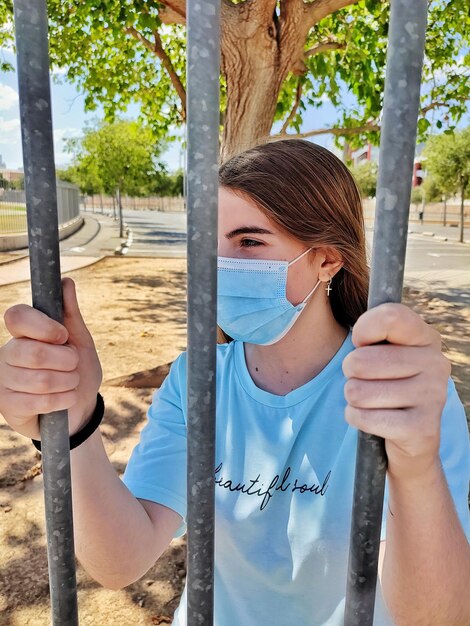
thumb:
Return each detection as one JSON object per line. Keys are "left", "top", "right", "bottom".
{"left": 62, "top": 277, "right": 95, "bottom": 349}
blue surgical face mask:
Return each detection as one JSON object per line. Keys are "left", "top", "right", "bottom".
{"left": 217, "top": 248, "right": 321, "bottom": 345}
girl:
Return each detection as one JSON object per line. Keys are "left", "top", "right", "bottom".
{"left": 0, "top": 140, "right": 469, "bottom": 625}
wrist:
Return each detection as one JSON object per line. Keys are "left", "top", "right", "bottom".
{"left": 70, "top": 398, "right": 100, "bottom": 437}
{"left": 387, "top": 456, "right": 443, "bottom": 489}
{"left": 32, "top": 393, "right": 104, "bottom": 452}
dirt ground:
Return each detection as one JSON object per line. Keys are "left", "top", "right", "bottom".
{"left": 0, "top": 256, "right": 468, "bottom": 626}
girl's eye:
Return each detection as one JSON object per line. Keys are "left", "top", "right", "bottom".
{"left": 240, "top": 238, "right": 263, "bottom": 248}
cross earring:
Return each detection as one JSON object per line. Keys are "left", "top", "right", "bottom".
{"left": 326, "top": 277, "right": 333, "bottom": 296}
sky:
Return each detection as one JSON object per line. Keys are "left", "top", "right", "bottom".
{"left": 0, "top": 45, "right": 341, "bottom": 173}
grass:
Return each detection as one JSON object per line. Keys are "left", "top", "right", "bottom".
{"left": 0, "top": 203, "right": 26, "bottom": 212}
{"left": 0, "top": 213, "right": 27, "bottom": 233}
{"left": 0, "top": 203, "right": 27, "bottom": 233}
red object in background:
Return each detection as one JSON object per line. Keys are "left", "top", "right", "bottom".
{"left": 413, "top": 161, "right": 423, "bottom": 186}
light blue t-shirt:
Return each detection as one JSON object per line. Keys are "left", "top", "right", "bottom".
{"left": 122, "top": 332, "right": 470, "bottom": 626}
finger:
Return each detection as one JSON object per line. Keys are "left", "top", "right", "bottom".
{"left": 344, "top": 405, "right": 441, "bottom": 449}
{"left": 4, "top": 304, "right": 68, "bottom": 344}
{"left": 344, "top": 375, "right": 438, "bottom": 410}
{"left": 345, "top": 377, "right": 417, "bottom": 410}
{"left": 352, "top": 303, "right": 441, "bottom": 349}
{"left": 62, "top": 278, "right": 95, "bottom": 349}
{"left": 1, "top": 363, "right": 80, "bottom": 395}
{"left": 344, "top": 405, "right": 418, "bottom": 441}
{"left": 342, "top": 345, "right": 444, "bottom": 380}
{"left": 0, "top": 388, "right": 78, "bottom": 419}
{"left": 2, "top": 338, "right": 79, "bottom": 372}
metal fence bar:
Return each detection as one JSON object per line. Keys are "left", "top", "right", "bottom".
{"left": 13, "top": 1, "right": 79, "bottom": 624}
{"left": 344, "top": 1, "right": 428, "bottom": 624}
{"left": 186, "top": 0, "right": 220, "bottom": 624}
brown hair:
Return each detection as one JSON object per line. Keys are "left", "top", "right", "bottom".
{"left": 218, "top": 139, "right": 369, "bottom": 337}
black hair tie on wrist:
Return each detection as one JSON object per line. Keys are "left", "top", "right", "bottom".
{"left": 31, "top": 393, "right": 105, "bottom": 452}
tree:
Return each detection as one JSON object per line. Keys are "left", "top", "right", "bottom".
{"left": 423, "top": 128, "right": 470, "bottom": 243}
{"left": 2, "top": 1, "right": 469, "bottom": 160}
{"left": 9, "top": 175, "right": 25, "bottom": 191}
{"left": 349, "top": 160, "right": 377, "bottom": 198}
{"left": 150, "top": 169, "right": 184, "bottom": 197}
{"left": 410, "top": 186, "right": 423, "bottom": 208}
{"left": 67, "top": 119, "right": 168, "bottom": 235}
{"left": 421, "top": 175, "right": 443, "bottom": 204}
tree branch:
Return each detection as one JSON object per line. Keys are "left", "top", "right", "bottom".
{"left": 157, "top": 0, "right": 235, "bottom": 26}
{"left": 124, "top": 26, "right": 187, "bottom": 118}
{"left": 304, "top": 0, "right": 360, "bottom": 28}
{"left": 280, "top": 0, "right": 306, "bottom": 24}
{"left": 273, "top": 92, "right": 470, "bottom": 142}
{"left": 152, "top": 28, "right": 187, "bottom": 113}
{"left": 421, "top": 95, "right": 469, "bottom": 116}
{"left": 305, "top": 40, "right": 346, "bottom": 57}
{"left": 280, "top": 78, "right": 303, "bottom": 133}
{"left": 269, "top": 122, "right": 380, "bottom": 141}
{"left": 124, "top": 26, "right": 154, "bottom": 54}
{"left": 157, "top": 0, "right": 186, "bottom": 25}
{"left": 245, "top": 0, "right": 278, "bottom": 23}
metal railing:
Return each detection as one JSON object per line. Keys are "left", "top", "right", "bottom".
{"left": 80, "top": 194, "right": 186, "bottom": 213}
{"left": 12, "top": 0, "right": 428, "bottom": 624}
{"left": 0, "top": 179, "right": 80, "bottom": 234}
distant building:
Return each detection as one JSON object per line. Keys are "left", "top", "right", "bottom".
{"left": 345, "top": 143, "right": 379, "bottom": 166}
{"left": 345, "top": 142, "right": 425, "bottom": 187}
{"left": 412, "top": 143, "right": 425, "bottom": 187}
{"left": 0, "top": 168, "right": 24, "bottom": 183}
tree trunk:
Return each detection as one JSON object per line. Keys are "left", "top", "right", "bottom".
{"left": 459, "top": 185, "right": 465, "bottom": 244}
{"left": 221, "top": 46, "right": 284, "bottom": 161}
{"left": 419, "top": 193, "right": 425, "bottom": 223}
{"left": 443, "top": 195, "right": 447, "bottom": 227}
{"left": 219, "top": 3, "right": 323, "bottom": 162}
{"left": 117, "top": 187, "right": 124, "bottom": 238}
{"left": 158, "top": 1, "right": 358, "bottom": 162}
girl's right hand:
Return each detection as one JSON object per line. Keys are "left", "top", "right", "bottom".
{"left": 0, "top": 277, "right": 103, "bottom": 441}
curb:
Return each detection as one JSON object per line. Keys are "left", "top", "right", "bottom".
{"left": 408, "top": 229, "right": 469, "bottom": 246}
{"left": 0, "top": 254, "right": 29, "bottom": 266}
{"left": 0, "top": 255, "right": 106, "bottom": 287}
{"left": 0, "top": 215, "right": 84, "bottom": 252}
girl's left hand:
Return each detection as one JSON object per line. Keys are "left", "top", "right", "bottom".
{"left": 342, "top": 303, "right": 451, "bottom": 481}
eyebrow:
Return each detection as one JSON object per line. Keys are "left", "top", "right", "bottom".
{"left": 225, "top": 226, "right": 274, "bottom": 239}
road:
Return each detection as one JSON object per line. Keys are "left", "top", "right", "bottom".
{"left": 120, "top": 210, "right": 187, "bottom": 258}
{"left": 402, "top": 234, "right": 469, "bottom": 303}
{"left": 74, "top": 209, "right": 470, "bottom": 302}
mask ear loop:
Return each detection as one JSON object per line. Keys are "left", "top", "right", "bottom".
{"left": 288, "top": 247, "right": 313, "bottom": 266}
{"left": 287, "top": 247, "right": 320, "bottom": 305}
{"left": 300, "top": 279, "right": 322, "bottom": 305}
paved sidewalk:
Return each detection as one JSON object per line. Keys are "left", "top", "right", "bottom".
{"left": 0, "top": 213, "right": 129, "bottom": 286}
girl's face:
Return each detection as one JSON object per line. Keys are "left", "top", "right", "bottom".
{"left": 218, "top": 187, "right": 327, "bottom": 307}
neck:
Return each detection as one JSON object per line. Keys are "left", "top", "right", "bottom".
{"left": 243, "top": 295, "right": 349, "bottom": 396}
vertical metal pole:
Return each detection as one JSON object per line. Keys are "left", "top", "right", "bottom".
{"left": 344, "top": 2, "right": 428, "bottom": 624}
{"left": 13, "top": 1, "right": 79, "bottom": 624}
{"left": 186, "top": 1, "right": 220, "bottom": 624}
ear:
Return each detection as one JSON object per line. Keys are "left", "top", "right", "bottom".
{"left": 317, "top": 247, "right": 343, "bottom": 282}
